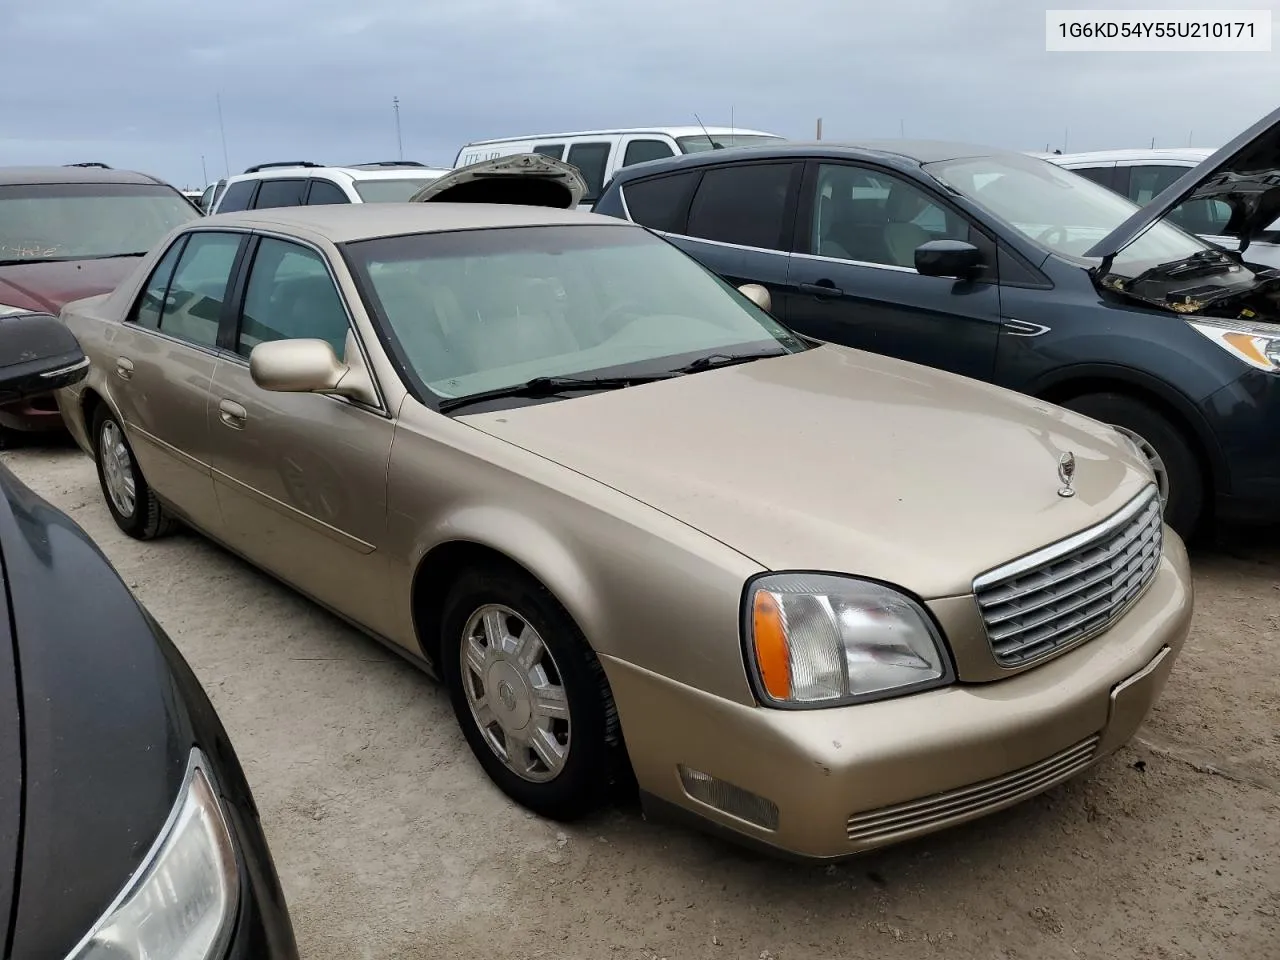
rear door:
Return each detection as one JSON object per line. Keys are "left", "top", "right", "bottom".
{"left": 251, "top": 178, "right": 308, "bottom": 210}
{"left": 205, "top": 234, "right": 397, "bottom": 635}
{"left": 105, "top": 230, "right": 244, "bottom": 532}
{"left": 784, "top": 159, "right": 1003, "bottom": 381}
{"left": 304, "top": 178, "right": 352, "bottom": 205}
{"left": 654, "top": 160, "right": 802, "bottom": 317}
{"left": 565, "top": 139, "right": 615, "bottom": 208}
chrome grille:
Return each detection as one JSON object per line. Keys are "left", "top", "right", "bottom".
{"left": 974, "top": 487, "right": 1163, "bottom": 667}
{"left": 846, "top": 735, "right": 1099, "bottom": 847}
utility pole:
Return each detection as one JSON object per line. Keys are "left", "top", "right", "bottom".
{"left": 899, "top": 118, "right": 905, "bottom": 137}
{"left": 393, "top": 96, "right": 403, "bottom": 161}
{"left": 216, "top": 93, "right": 230, "bottom": 178}
{"left": 200, "top": 154, "right": 208, "bottom": 185}
{"left": 1150, "top": 136, "right": 1156, "bottom": 148}
{"left": 815, "top": 117, "right": 823, "bottom": 140}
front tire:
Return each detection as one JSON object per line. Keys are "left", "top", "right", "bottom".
{"left": 440, "top": 563, "right": 623, "bottom": 821}
{"left": 1061, "top": 392, "right": 1204, "bottom": 539}
{"left": 92, "top": 405, "right": 175, "bottom": 540}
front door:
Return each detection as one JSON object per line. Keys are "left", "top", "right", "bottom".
{"left": 205, "top": 235, "right": 397, "bottom": 636}
{"left": 106, "top": 229, "right": 245, "bottom": 532}
{"left": 784, "top": 161, "right": 1003, "bottom": 382}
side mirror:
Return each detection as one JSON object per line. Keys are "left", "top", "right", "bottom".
{"left": 915, "top": 239, "right": 983, "bottom": 279}
{"left": 249, "top": 335, "right": 376, "bottom": 405}
{"left": 738, "top": 283, "right": 772, "bottom": 313}
{"left": 0, "top": 311, "right": 89, "bottom": 404}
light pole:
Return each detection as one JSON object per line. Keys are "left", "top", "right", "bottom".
{"left": 393, "top": 96, "right": 403, "bottom": 161}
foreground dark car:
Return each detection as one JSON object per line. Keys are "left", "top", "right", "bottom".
{"left": 0, "top": 165, "right": 200, "bottom": 437}
{"left": 0, "top": 313, "right": 297, "bottom": 958}
{"left": 594, "top": 106, "right": 1280, "bottom": 540}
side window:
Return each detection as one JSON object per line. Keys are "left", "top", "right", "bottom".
{"left": 809, "top": 163, "right": 969, "bottom": 268}
{"left": 532, "top": 143, "right": 565, "bottom": 159}
{"left": 306, "top": 179, "right": 351, "bottom": 206}
{"left": 156, "top": 232, "right": 242, "bottom": 347}
{"left": 1069, "top": 165, "right": 1115, "bottom": 189}
{"left": 237, "top": 238, "right": 350, "bottom": 359}
{"left": 1128, "top": 165, "right": 1188, "bottom": 205}
{"left": 686, "top": 162, "right": 799, "bottom": 250}
{"left": 253, "top": 178, "right": 307, "bottom": 209}
{"left": 216, "top": 179, "right": 256, "bottom": 213}
{"left": 565, "top": 142, "right": 612, "bottom": 203}
{"left": 622, "top": 139, "right": 676, "bottom": 167}
{"left": 622, "top": 172, "right": 699, "bottom": 232}
{"left": 130, "top": 238, "right": 187, "bottom": 329}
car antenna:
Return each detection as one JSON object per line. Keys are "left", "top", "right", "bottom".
{"left": 694, "top": 113, "right": 721, "bottom": 150}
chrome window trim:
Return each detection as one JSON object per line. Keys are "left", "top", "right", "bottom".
{"left": 790, "top": 249, "right": 920, "bottom": 274}
{"left": 973, "top": 484, "right": 1161, "bottom": 592}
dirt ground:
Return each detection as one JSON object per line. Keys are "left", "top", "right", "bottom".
{"left": 3, "top": 441, "right": 1277, "bottom": 960}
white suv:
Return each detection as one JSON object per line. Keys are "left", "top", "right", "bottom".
{"left": 209, "top": 160, "right": 451, "bottom": 214}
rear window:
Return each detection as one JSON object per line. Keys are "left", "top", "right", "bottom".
{"left": 0, "top": 182, "right": 199, "bottom": 263}
{"left": 353, "top": 178, "right": 439, "bottom": 202}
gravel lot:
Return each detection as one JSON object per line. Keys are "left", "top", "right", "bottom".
{"left": 3, "top": 441, "right": 1278, "bottom": 960}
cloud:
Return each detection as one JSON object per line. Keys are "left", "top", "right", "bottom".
{"left": 2, "top": 0, "right": 1278, "bottom": 187}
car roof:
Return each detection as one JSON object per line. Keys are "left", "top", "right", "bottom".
{"left": 603, "top": 138, "right": 1020, "bottom": 182}
{"left": 462, "top": 126, "right": 779, "bottom": 146}
{"left": 228, "top": 165, "right": 450, "bottom": 184}
{"left": 1046, "top": 148, "right": 1216, "bottom": 165}
{"left": 201, "top": 202, "right": 630, "bottom": 243}
{"left": 0, "top": 166, "right": 165, "bottom": 186}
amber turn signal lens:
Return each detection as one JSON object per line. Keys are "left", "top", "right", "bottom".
{"left": 752, "top": 590, "right": 791, "bottom": 700}
{"left": 1223, "top": 331, "right": 1273, "bottom": 368}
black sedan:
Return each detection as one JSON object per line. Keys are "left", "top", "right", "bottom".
{"left": 0, "top": 311, "right": 297, "bottom": 958}
{"left": 594, "top": 106, "right": 1280, "bottom": 540}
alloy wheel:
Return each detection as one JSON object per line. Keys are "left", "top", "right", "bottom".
{"left": 100, "top": 420, "right": 137, "bottom": 517}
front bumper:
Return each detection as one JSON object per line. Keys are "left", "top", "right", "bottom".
{"left": 603, "top": 535, "right": 1193, "bottom": 860}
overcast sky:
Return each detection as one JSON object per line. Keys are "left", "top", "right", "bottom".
{"left": 3, "top": 0, "right": 1279, "bottom": 189}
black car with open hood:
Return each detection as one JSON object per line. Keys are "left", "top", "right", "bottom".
{"left": 593, "top": 106, "right": 1280, "bottom": 539}
{"left": 0, "top": 313, "right": 297, "bottom": 958}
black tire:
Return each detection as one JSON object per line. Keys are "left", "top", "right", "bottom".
{"left": 92, "top": 405, "right": 175, "bottom": 540}
{"left": 1061, "top": 392, "right": 1204, "bottom": 539}
{"left": 440, "top": 563, "right": 624, "bottom": 821}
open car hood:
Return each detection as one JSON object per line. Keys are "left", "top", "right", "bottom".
{"left": 1088, "top": 105, "right": 1280, "bottom": 259}
{"left": 408, "top": 153, "right": 586, "bottom": 208}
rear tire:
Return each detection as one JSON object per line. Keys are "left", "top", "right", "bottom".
{"left": 440, "top": 563, "right": 624, "bottom": 821}
{"left": 92, "top": 405, "right": 175, "bottom": 540}
{"left": 1061, "top": 392, "right": 1204, "bottom": 539}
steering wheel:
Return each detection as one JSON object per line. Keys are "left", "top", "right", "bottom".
{"left": 0, "top": 237, "right": 66, "bottom": 259}
{"left": 1036, "top": 225, "right": 1070, "bottom": 248}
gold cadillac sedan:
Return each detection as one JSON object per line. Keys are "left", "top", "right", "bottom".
{"left": 56, "top": 196, "right": 1193, "bottom": 860}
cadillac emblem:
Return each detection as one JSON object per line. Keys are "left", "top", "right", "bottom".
{"left": 1057, "top": 451, "right": 1076, "bottom": 498}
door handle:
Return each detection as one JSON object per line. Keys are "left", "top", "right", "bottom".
{"left": 218, "top": 399, "right": 248, "bottom": 430}
{"left": 799, "top": 280, "right": 843, "bottom": 298}
{"left": 115, "top": 357, "right": 134, "bottom": 381}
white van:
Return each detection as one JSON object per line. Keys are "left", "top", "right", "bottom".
{"left": 453, "top": 126, "right": 785, "bottom": 207}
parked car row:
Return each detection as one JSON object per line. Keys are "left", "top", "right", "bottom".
{"left": 3, "top": 105, "right": 1275, "bottom": 949}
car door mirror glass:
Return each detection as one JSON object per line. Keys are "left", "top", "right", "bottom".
{"left": 914, "top": 239, "right": 982, "bottom": 278}
{"left": 0, "top": 311, "right": 89, "bottom": 403}
{"left": 738, "top": 283, "right": 772, "bottom": 313}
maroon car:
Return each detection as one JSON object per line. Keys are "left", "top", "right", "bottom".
{"left": 0, "top": 165, "right": 200, "bottom": 440}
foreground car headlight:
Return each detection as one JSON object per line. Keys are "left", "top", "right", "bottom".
{"left": 744, "top": 573, "right": 953, "bottom": 706}
{"left": 1188, "top": 318, "right": 1280, "bottom": 372}
{"left": 67, "top": 750, "right": 239, "bottom": 960}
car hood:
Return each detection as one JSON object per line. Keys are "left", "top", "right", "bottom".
{"left": 462, "top": 345, "right": 1154, "bottom": 599}
{"left": 0, "top": 257, "right": 138, "bottom": 313}
{"left": 1088, "top": 105, "right": 1280, "bottom": 258}
{"left": 0, "top": 463, "right": 194, "bottom": 959}
{"left": 408, "top": 153, "right": 586, "bottom": 208}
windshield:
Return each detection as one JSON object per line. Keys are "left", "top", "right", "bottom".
{"left": 0, "top": 182, "right": 199, "bottom": 263}
{"left": 924, "top": 154, "right": 1210, "bottom": 277}
{"left": 677, "top": 134, "right": 784, "bottom": 154}
{"left": 343, "top": 224, "right": 803, "bottom": 402}
{"left": 353, "top": 178, "right": 441, "bottom": 203}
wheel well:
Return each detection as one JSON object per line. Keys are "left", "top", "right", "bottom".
{"left": 80, "top": 388, "right": 106, "bottom": 447}
{"left": 410, "top": 540, "right": 536, "bottom": 669}
{"left": 1035, "top": 377, "right": 1215, "bottom": 501}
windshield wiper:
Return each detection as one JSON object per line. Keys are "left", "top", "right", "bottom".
{"left": 438, "top": 374, "right": 673, "bottom": 413}
{"left": 0, "top": 257, "right": 80, "bottom": 266}
{"left": 673, "top": 349, "right": 789, "bottom": 374}
{"left": 98, "top": 251, "right": 149, "bottom": 259}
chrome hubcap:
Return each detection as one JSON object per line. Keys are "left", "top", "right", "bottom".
{"left": 1114, "top": 425, "right": 1170, "bottom": 505}
{"left": 100, "top": 420, "right": 136, "bottom": 517}
{"left": 461, "top": 604, "right": 570, "bottom": 783}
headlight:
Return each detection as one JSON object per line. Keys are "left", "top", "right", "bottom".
{"left": 1188, "top": 318, "right": 1280, "bottom": 372}
{"left": 66, "top": 750, "right": 239, "bottom": 960}
{"left": 743, "top": 573, "right": 952, "bottom": 707}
